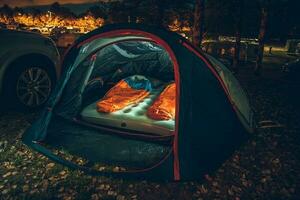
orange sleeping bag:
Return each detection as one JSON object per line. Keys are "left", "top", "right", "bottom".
{"left": 97, "top": 75, "right": 152, "bottom": 113}
{"left": 147, "top": 83, "right": 176, "bottom": 120}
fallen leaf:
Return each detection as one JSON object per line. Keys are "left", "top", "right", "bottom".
{"left": 91, "top": 194, "right": 99, "bottom": 200}
{"left": 1, "top": 189, "right": 9, "bottom": 195}
{"left": 23, "top": 185, "right": 29, "bottom": 192}
{"left": 46, "top": 163, "right": 55, "bottom": 169}
{"left": 42, "top": 180, "right": 49, "bottom": 190}
{"left": 117, "top": 195, "right": 126, "bottom": 200}
{"left": 113, "top": 166, "right": 120, "bottom": 172}
{"left": 59, "top": 170, "right": 67, "bottom": 176}
{"left": 2, "top": 172, "right": 11, "bottom": 178}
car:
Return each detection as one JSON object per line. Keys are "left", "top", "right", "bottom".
{"left": 49, "top": 27, "right": 67, "bottom": 41}
{"left": 0, "top": 29, "right": 61, "bottom": 110}
{"left": 40, "top": 27, "right": 51, "bottom": 35}
{"left": 281, "top": 58, "right": 300, "bottom": 83}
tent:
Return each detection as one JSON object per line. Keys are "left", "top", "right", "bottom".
{"left": 22, "top": 24, "right": 254, "bottom": 181}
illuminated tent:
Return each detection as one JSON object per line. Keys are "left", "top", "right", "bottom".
{"left": 23, "top": 24, "right": 254, "bottom": 181}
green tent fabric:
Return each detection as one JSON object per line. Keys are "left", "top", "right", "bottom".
{"left": 22, "top": 24, "right": 254, "bottom": 181}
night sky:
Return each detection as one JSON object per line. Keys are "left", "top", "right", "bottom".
{"left": 0, "top": 0, "right": 102, "bottom": 7}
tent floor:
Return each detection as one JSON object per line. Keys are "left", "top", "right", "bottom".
{"left": 45, "top": 117, "right": 171, "bottom": 168}
{"left": 80, "top": 87, "right": 175, "bottom": 136}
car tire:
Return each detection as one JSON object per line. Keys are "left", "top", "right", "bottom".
{"left": 3, "top": 57, "right": 56, "bottom": 111}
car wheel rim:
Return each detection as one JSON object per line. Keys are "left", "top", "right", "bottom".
{"left": 16, "top": 67, "right": 52, "bottom": 107}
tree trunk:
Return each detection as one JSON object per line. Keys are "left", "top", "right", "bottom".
{"left": 255, "top": 5, "right": 269, "bottom": 75}
{"left": 155, "top": 0, "right": 165, "bottom": 27}
{"left": 233, "top": 0, "right": 244, "bottom": 73}
{"left": 192, "top": 0, "right": 205, "bottom": 47}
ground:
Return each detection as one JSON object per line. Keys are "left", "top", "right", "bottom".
{"left": 0, "top": 51, "right": 300, "bottom": 200}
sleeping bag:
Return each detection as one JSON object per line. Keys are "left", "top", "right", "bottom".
{"left": 97, "top": 75, "right": 152, "bottom": 113}
{"left": 147, "top": 83, "right": 176, "bottom": 120}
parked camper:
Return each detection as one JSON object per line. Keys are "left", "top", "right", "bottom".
{"left": 202, "top": 40, "right": 258, "bottom": 63}
{"left": 286, "top": 39, "right": 300, "bottom": 55}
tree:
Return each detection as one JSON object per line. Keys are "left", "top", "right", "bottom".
{"left": 49, "top": 2, "right": 75, "bottom": 18}
{"left": 155, "top": 0, "right": 167, "bottom": 26}
{"left": 107, "top": 1, "right": 129, "bottom": 23}
{"left": 0, "top": 4, "right": 13, "bottom": 17}
{"left": 192, "top": 0, "right": 205, "bottom": 47}
{"left": 255, "top": 0, "right": 270, "bottom": 75}
{"left": 50, "top": 2, "right": 61, "bottom": 14}
{"left": 88, "top": 5, "right": 108, "bottom": 19}
{"left": 0, "top": 4, "right": 13, "bottom": 24}
{"left": 139, "top": 0, "right": 170, "bottom": 27}
{"left": 254, "top": 0, "right": 289, "bottom": 74}
{"left": 232, "top": 0, "right": 245, "bottom": 73}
